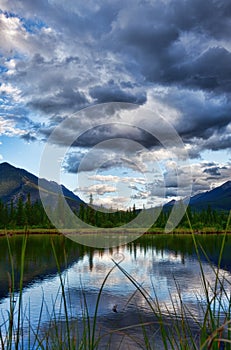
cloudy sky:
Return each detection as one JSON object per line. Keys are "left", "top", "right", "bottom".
{"left": 0, "top": 0, "right": 230, "bottom": 209}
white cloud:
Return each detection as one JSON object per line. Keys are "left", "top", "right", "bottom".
{"left": 0, "top": 117, "right": 26, "bottom": 136}
{"left": 0, "top": 0, "right": 230, "bottom": 210}
{"left": 88, "top": 174, "right": 146, "bottom": 185}
{"left": 78, "top": 184, "right": 117, "bottom": 196}
{"left": 0, "top": 13, "right": 58, "bottom": 59}
{"left": 94, "top": 195, "right": 130, "bottom": 210}
{"left": 5, "top": 59, "right": 17, "bottom": 76}
{"left": 0, "top": 83, "right": 21, "bottom": 102}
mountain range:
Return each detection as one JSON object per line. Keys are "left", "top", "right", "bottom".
{"left": 0, "top": 162, "right": 84, "bottom": 210}
{"left": 0, "top": 162, "right": 230, "bottom": 212}
{"left": 187, "top": 181, "right": 231, "bottom": 211}
{"left": 164, "top": 181, "right": 231, "bottom": 212}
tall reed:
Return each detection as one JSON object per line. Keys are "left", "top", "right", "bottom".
{"left": 0, "top": 211, "right": 230, "bottom": 349}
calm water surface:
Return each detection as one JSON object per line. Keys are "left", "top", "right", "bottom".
{"left": 0, "top": 233, "right": 231, "bottom": 348}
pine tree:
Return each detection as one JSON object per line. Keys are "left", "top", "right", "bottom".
{"left": 55, "top": 195, "right": 65, "bottom": 227}
{"left": 87, "top": 193, "right": 95, "bottom": 225}
{"left": 25, "top": 193, "right": 32, "bottom": 226}
{"left": 0, "top": 200, "right": 5, "bottom": 227}
{"left": 16, "top": 196, "right": 26, "bottom": 227}
{"left": 79, "top": 203, "right": 85, "bottom": 221}
{"left": 9, "top": 199, "right": 15, "bottom": 226}
{"left": 2, "top": 203, "right": 9, "bottom": 227}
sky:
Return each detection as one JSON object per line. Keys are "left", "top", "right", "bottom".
{"left": 0, "top": 0, "right": 230, "bottom": 209}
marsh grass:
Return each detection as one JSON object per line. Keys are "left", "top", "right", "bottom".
{"left": 0, "top": 211, "right": 231, "bottom": 349}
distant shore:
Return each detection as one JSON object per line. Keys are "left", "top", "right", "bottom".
{"left": 0, "top": 228, "right": 230, "bottom": 237}
{"left": 0, "top": 228, "right": 60, "bottom": 236}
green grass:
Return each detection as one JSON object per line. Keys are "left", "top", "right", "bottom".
{"left": 0, "top": 211, "right": 231, "bottom": 349}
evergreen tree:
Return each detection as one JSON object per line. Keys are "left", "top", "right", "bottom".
{"left": 79, "top": 203, "right": 85, "bottom": 221}
{"left": 16, "top": 196, "right": 26, "bottom": 226}
{"left": 0, "top": 200, "right": 5, "bottom": 227}
{"left": 25, "top": 193, "right": 32, "bottom": 226}
{"left": 9, "top": 199, "right": 15, "bottom": 226}
{"left": 87, "top": 193, "right": 95, "bottom": 225}
{"left": 2, "top": 203, "right": 9, "bottom": 227}
{"left": 55, "top": 195, "right": 65, "bottom": 227}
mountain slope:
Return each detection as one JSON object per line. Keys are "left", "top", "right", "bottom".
{"left": 1, "top": 162, "right": 230, "bottom": 213}
{"left": 0, "top": 162, "right": 84, "bottom": 210}
{"left": 165, "top": 181, "right": 231, "bottom": 211}
{"left": 189, "top": 181, "right": 231, "bottom": 211}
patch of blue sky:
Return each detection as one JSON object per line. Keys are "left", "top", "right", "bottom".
{"left": 98, "top": 166, "right": 144, "bottom": 180}
{"left": 0, "top": 99, "right": 26, "bottom": 115}
{"left": 21, "top": 17, "right": 48, "bottom": 34}
{"left": 0, "top": 9, "right": 15, "bottom": 17}
{"left": 1, "top": 54, "right": 28, "bottom": 75}
{"left": 0, "top": 95, "right": 9, "bottom": 104}
{"left": 0, "top": 135, "right": 44, "bottom": 175}
{"left": 0, "top": 9, "right": 47, "bottom": 34}
{"left": 0, "top": 109, "right": 39, "bottom": 144}
{"left": 6, "top": 52, "right": 26, "bottom": 61}
{"left": 201, "top": 150, "right": 230, "bottom": 164}
{"left": 0, "top": 65, "right": 8, "bottom": 74}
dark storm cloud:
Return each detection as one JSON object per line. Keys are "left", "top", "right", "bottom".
{"left": 65, "top": 56, "right": 80, "bottom": 64}
{"left": 172, "top": 0, "right": 231, "bottom": 39}
{"left": 3, "top": 0, "right": 231, "bottom": 108}
{"left": 206, "top": 132, "right": 231, "bottom": 151}
{"left": 203, "top": 167, "right": 221, "bottom": 177}
{"left": 1, "top": 0, "right": 231, "bottom": 188}
{"left": 63, "top": 150, "right": 126, "bottom": 173}
{"left": 89, "top": 81, "right": 147, "bottom": 104}
{"left": 77, "top": 124, "right": 161, "bottom": 149}
{"left": 156, "top": 86, "right": 231, "bottom": 144}
{"left": 180, "top": 47, "right": 231, "bottom": 92}
{"left": 40, "top": 122, "right": 161, "bottom": 149}
{"left": 29, "top": 87, "right": 89, "bottom": 114}
{"left": 104, "top": 0, "right": 231, "bottom": 93}
{"left": 192, "top": 181, "right": 211, "bottom": 193}
{"left": 202, "top": 164, "right": 229, "bottom": 179}
{"left": 21, "top": 132, "right": 37, "bottom": 142}
{"left": 3, "top": 0, "right": 231, "bottom": 92}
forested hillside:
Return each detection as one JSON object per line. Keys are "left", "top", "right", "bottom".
{"left": 0, "top": 194, "right": 230, "bottom": 231}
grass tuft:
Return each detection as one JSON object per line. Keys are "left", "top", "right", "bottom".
{"left": 0, "top": 211, "right": 231, "bottom": 349}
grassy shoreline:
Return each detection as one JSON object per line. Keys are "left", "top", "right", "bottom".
{"left": 1, "top": 224, "right": 231, "bottom": 349}
{"left": 0, "top": 227, "right": 230, "bottom": 236}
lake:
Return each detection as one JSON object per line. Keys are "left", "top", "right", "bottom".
{"left": 0, "top": 233, "right": 231, "bottom": 349}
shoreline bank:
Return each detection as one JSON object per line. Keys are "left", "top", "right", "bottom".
{"left": 0, "top": 228, "right": 230, "bottom": 237}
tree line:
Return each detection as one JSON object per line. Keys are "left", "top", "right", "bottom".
{"left": 153, "top": 205, "right": 230, "bottom": 231}
{"left": 0, "top": 194, "right": 51, "bottom": 229}
{"left": 0, "top": 193, "right": 229, "bottom": 231}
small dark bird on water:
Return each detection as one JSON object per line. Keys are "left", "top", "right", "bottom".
{"left": 112, "top": 304, "right": 118, "bottom": 313}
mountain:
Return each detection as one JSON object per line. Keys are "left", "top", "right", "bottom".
{"left": 189, "top": 181, "right": 231, "bottom": 211}
{"left": 1, "top": 162, "right": 230, "bottom": 213}
{"left": 0, "top": 162, "right": 84, "bottom": 210}
{"left": 165, "top": 181, "right": 231, "bottom": 211}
